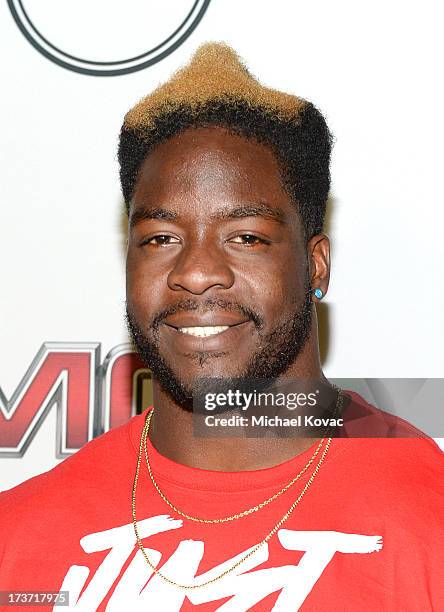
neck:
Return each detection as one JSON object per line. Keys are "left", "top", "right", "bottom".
{"left": 148, "top": 316, "right": 329, "bottom": 471}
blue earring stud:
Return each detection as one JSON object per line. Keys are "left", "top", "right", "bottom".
{"left": 312, "top": 288, "right": 324, "bottom": 300}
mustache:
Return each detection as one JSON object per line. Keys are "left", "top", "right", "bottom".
{"left": 145, "top": 297, "right": 264, "bottom": 331}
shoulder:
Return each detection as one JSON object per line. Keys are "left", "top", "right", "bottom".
{"left": 0, "top": 412, "right": 144, "bottom": 511}
{"left": 340, "top": 390, "right": 433, "bottom": 437}
{"left": 333, "top": 392, "right": 443, "bottom": 523}
{"left": 339, "top": 389, "right": 443, "bottom": 466}
{"left": 0, "top": 412, "right": 147, "bottom": 571}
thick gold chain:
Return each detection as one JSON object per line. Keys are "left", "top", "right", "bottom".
{"left": 131, "top": 389, "right": 343, "bottom": 590}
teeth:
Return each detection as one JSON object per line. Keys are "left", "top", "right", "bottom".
{"left": 178, "top": 326, "right": 230, "bottom": 337}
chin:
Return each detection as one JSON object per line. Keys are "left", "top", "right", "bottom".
{"left": 180, "top": 353, "right": 245, "bottom": 376}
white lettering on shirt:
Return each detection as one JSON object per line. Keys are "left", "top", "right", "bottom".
{"left": 57, "top": 515, "right": 382, "bottom": 611}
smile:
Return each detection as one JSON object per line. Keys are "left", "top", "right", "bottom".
{"left": 177, "top": 326, "right": 230, "bottom": 337}
{"left": 161, "top": 319, "right": 253, "bottom": 350}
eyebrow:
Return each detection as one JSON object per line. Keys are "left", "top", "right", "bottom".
{"left": 129, "top": 203, "right": 287, "bottom": 227}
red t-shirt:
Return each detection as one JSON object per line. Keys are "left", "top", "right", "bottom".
{"left": 0, "top": 392, "right": 443, "bottom": 611}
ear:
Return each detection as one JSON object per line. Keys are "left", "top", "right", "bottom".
{"left": 307, "top": 234, "right": 330, "bottom": 301}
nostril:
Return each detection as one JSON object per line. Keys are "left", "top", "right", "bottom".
{"left": 167, "top": 265, "right": 235, "bottom": 294}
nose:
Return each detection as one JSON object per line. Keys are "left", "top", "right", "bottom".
{"left": 167, "top": 242, "right": 234, "bottom": 294}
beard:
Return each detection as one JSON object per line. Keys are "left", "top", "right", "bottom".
{"left": 125, "top": 269, "right": 313, "bottom": 412}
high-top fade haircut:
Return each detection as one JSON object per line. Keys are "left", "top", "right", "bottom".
{"left": 118, "top": 42, "right": 333, "bottom": 242}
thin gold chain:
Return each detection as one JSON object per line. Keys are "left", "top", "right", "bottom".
{"left": 131, "top": 390, "right": 342, "bottom": 590}
{"left": 143, "top": 386, "right": 343, "bottom": 524}
{"left": 143, "top": 408, "right": 327, "bottom": 523}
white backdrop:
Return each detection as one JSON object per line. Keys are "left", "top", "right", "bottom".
{"left": 1, "top": 0, "right": 443, "bottom": 491}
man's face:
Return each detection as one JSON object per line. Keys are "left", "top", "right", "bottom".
{"left": 126, "top": 126, "right": 313, "bottom": 408}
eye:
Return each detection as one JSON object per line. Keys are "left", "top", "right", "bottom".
{"left": 228, "top": 234, "right": 269, "bottom": 246}
{"left": 140, "top": 235, "right": 180, "bottom": 247}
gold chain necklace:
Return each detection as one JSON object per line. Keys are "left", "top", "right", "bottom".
{"left": 132, "top": 389, "right": 343, "bottom": 590}
{"left": 143, "top": 410, "right": 326, "bottom": 524}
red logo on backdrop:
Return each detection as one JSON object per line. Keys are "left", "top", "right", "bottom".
{"left": 0, "top": 343, "right": 151, "bottom": 458}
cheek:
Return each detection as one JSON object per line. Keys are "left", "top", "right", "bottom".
{"left": 260, "top": 283, "right": 300, "bottom": 323}
{"left": 126, "top": 251, "right": 162, "bottom": 316}
{"left": 236, "top": 255, "right": 305, "bottom": 317}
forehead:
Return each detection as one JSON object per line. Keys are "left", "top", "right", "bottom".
{"left": 131, "top": 126, "right": 296, "bottom": 217}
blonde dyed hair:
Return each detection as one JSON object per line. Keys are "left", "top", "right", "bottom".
{"left": 124, "top": 42, "right": 307, "bottom": 132}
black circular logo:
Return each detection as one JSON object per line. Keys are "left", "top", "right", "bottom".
{"left": 8, "top": 0, "right": 211, "bottom": 76}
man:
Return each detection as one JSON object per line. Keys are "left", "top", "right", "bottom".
{"left": 0, "top": 43, "right": 442, "bottom": 610}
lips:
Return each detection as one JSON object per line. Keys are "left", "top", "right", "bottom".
{"left": 161, "top": 317, "right": 253, "bottom": 350}
{"left": 163, "top": 313, "right": 251, "bottom": 329}
{"left": 175, "top": 325, "right": 231, "bottom": 337}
